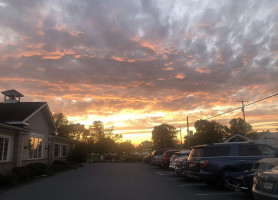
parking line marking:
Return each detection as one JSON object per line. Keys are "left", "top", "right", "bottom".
{"left": 155, "top": 171, "right": 173, "bottom": 176}
{"left": 168, "top": 178, "right": 185, "bottom": 180}
{"left": 179, "top": 183, "right": 204, "bottom": 186}
{"left": 196, "top": 193, "right": 233, "bottom": 196}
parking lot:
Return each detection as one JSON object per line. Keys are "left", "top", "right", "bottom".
{"left": 0, "top": 163, "right": 254, "bottom": 200}
{"left": 151, "top": 165, "right": 253, "bottom": 200}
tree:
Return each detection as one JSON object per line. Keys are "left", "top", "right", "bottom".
{"left": 94, "top": 137, "right": 116, "bottom": 154}
{"left": 53, "top": 113, "right": 74, "bottom": 138}
{"left": 184, "top": 120, "right": 229, "bottom": 147}
{"left": 116, "top": 141, "right": 134, "bottom": 155}
{"left": 228, "top": 118, "right": 257, "bottom": 139}
{"left": 229, "top": 118, "right": 253, "bottom": 136}
{"left": 72, "top": 123, "right": 90, "bottom": 142}
{"left": 152, "top": 124, "right": 177, "bottom": 149}
{"left": 88, "top": 121, "right": 116, "bottom": 142}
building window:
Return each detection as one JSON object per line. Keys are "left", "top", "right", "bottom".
{"left": 62, "top": 145, "right": 67, "bottom": 157}
{"left": 54, "top": 144, "right": 67, "bottom": 157}
{"left": 29, "top": 136, "right": 43, "bottom": 159}
{"left": 54, "top": 144, "right": 60, "bottom": 157}
{"left": 0, "top": 136, "right": 10, "bottom": 162}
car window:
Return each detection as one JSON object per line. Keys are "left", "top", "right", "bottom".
{"left": 238, "top": 145, "right": 262, "bottom": 156}
{"left": 203, "top": 146, "right": 231, "bottom": 157}
{"left": 190, "top": 147, "right": 204, "bottom": 157}
{"left": 252, "top": 162, "right": 259, "bottom": 170}
{"left": 176, "top": 152, "right": 190, "bottom": 157}
{"left": 258, "top": 145, "right": 275, "bottom": 156}
{"left": 190, "top": 146, "right": 231, "bottom": 157}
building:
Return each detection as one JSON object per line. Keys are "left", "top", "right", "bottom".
{"left": 141, "top": 140, "right": 152, "bottom": 155}
{"left": 223, "top": 134, "right": 253, "bottom": 143}
{"left": 255, "top": 130, "right": 278, "bottom": 149}
{"left": 0, "top": 89, "right": 74, "bottom": 174}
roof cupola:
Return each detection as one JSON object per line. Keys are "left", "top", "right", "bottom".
{"left": 1, "top": 89, "right": 24, "bottom": 103}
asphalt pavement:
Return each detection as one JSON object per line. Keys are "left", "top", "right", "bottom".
{"left": 0, "top": 163, "right": 253, "bottom": 200}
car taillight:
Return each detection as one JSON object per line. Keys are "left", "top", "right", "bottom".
{"left": 253, "top": 176, "right": 258, "bottom": 185}
{"left": 200, "top": 160, "right": 209, "bottom": 169}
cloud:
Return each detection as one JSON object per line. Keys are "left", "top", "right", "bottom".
{"left": 0, "top": 0, "right": 278, "bottom": 139}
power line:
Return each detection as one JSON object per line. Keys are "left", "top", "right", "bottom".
{"left": 244, "top": 92, "right": 278, "bottom": 107}
{"left": 202, "top": 92, "right": 278, "bottom": 121}
{"left": 180, "top": 92, "right": 278, "bottom": 130}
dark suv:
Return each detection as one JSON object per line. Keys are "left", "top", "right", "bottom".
{"left": 186, "top": 142, "right": 276, "bottom": 186}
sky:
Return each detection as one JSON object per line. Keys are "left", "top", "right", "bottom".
{"left": 0, "top": 0, "right": 278, "bottom": 145}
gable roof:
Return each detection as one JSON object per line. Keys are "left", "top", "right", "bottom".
{"left": 223, "top": 134, "right": 253, "bottom": 143}
{"left": 0, "top": 102, "right": 57, "bottom": 133}
{"left": 0, "top": 102, "right": 46, "bottom": 123}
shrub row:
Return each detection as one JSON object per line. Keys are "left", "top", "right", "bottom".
{"left": 0, "top": 161, "right": 79, "bottom": 188}
{"left": 121, "top": 154, "right": 143, "bottom": 163}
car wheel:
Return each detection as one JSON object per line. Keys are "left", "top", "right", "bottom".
{"left": 221, "top": 170, "right": 234, "bottom": 190}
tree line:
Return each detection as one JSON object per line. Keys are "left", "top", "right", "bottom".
{"left": 152, "top": 118, "right": 257, "bottom": 150}
{"left": 54, "top": 113, "right": 258, "bottom": 154}
{"left": 53, "top": 113, "right": 135, "bottom": 155}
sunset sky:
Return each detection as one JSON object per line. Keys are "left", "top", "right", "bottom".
{"left": 0, "top": 0, "right": 278, "bottom": 145}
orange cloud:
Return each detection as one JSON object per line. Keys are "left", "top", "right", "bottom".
{"left": 111, "top": 56, "right": 135, "bottom": 62}
{"left": 196, "top": 68, "right": 211, "bottom": 74}
{"left": 175, "top": 74, "right": 185, "bottom": 79}
{"left": 163, "top": 67, "right": 174, "bottom": 71}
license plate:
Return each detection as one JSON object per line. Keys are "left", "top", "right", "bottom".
{"left": 189, "top": 162, "right": 195, "bottom": 167}
{"left": 264, "top": 182, "right": 273, "bottom": 190}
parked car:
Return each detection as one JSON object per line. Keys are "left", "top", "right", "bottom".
{"left": 169, "top": 150, "right": 191, "bottom": 171}
{"left": 161, "top": 150, "right": 179, "bottom": 168}
{"left": 186, "top": 142, "right": 276, "bottom": 187}
{"left": 226, "top": 158, "right": 278, "bottom": 193}
{"left": 253, "top": 165, "right": 278, "bottom": 200}
{"left": 150, "top": 150, "right": 166, "bottom": 166}
{"left": 175, "top": 155, "right": 190, "bottom": 177}
{"left": 143, "top": 153, "right": 152, "bottom": 164}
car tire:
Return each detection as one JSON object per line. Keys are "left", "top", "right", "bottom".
{"left": 220, "top": 170, "right": 234, "bottom": 190}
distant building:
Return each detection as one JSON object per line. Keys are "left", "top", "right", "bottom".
{"left": 0, "top": 89, "right": 75, "bottom": 175}
{"left": 255, "top": 130, "right": 278, "bottom": 149}
{"left": 141, "top": 140, "right": 152, "bottom": 155}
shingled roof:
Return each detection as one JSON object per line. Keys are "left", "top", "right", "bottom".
{"left": 0, "top": 102, "right": 46, "bottom": 123}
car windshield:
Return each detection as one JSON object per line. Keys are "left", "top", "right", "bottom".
{"left": 164, "top": 151, "right": 177, "bottom": 158}
{"left": 153, "top": 150, "right": 165, "bottom": 156}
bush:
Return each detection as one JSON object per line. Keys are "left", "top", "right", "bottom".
{"left": 53, "top": 160, "right": 70, "bottom": 169}
{"left": 51, "top": 164, "right": 64, "bottom": 172}
{"left": 12, "top": 167, "right": 33, "bottom": 182}
{"left": 43, "top": 165, "right": 55, "bottom": 176}
{"left": 4, "top": 173, "right": 18, "bottom": 186}
{"left": 26, "top": 163, "right": 47, "bottom": 176}
{"left": 123, "top": 154, "right": 143, "bottom": 163}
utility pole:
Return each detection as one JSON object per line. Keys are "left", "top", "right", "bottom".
{"left": 187, "top": 116, "right": 189, "bottom": 136}
{"left": 180, "top": 127, "right": 182, "bottom": 146}
{"left": 239, "top": 100, "right": 248, "bottom": 135}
